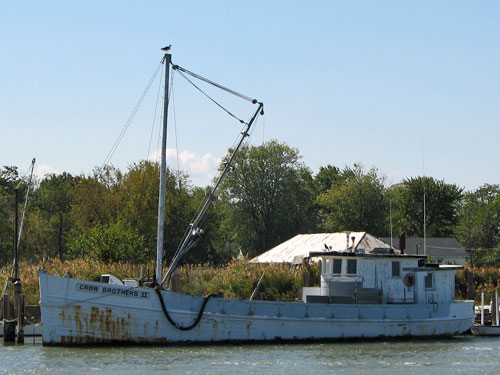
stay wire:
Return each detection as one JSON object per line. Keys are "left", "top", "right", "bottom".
{"left": 102, "top": 59, "right": 163, "bottom": 169}
{"left": 174, "top": 65, "right": 256, "bottom": 103}
{"left": 147, "top": 61, "right": 165, "bottom": 161}
{"left": 171, "top": 71, "right": 181, "bottom": 177}
{"left": 176, "top": 69, "right": 246, "bottom": 125}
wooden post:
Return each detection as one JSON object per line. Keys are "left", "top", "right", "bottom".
{"left": 139, "top": 266, "right": 145, "bottom": 286}
{"left": 3, "top": 295, "right": 10, "bottom": 320}
{"left": 467, "top": 270, "right": 475, "bottom": 300}
{"left": 17, "top": 294, "right": 24, "bottom": 344}
{"left": 302, "top": 271, "right": 310, "bottom": 287}
{"left": 3, "top": 320, "right": 16, "bottom": 343}
{"left": 170, "top": 269, "right": 180, "bottom": 293}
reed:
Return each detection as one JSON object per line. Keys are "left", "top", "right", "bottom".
{"left": 3, "top": 259, "right": 496, "bottom": 306}
{"left": 0, "top": 258, "right": 320, "bottom": 305}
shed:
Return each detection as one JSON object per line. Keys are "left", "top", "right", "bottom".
{"left": 251, "top": 232, "right": 396, "bottom": 264}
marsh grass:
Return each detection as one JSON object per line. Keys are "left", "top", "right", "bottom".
{"left": 3, "top": 260, "right": 495, "bottom": 306}
{"left": 0, "top": 259, "right": 320, "bottom": 305}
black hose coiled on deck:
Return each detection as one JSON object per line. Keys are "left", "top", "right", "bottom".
{"left": 155, "top": 288, "right": 215, "bottom": 331}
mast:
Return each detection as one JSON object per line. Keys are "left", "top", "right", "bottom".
{"left": 155, "top": 52, "right": 171, "bottom": 285}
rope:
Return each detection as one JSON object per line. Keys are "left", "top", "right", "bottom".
{"left": 155, "top": 288, "right": 215, "bottom": 331}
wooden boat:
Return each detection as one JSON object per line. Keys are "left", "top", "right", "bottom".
{"left": 38, "top": 49, "right": 474, "bottom": 345}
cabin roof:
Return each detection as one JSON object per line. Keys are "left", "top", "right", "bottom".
{"left": 380, "top": 237, "right": 468, "bottom": 257}
{"left": 251, "top": 232, "right": 397, "bottom": 264}
{"left": 309, "top": 251, "right": 424, "bottom": 259}
{"left": 403, "top": 265, "right": 464, "bottom": 272}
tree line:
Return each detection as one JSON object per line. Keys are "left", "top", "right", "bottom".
{"left": 1, "top": 140, "right": 499, "bottom": 268}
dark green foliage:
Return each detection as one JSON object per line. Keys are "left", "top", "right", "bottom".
{"left": 316, "top": 164, "right": 388, "bottom": 236}
{"left": 389, "top": 176, "right": 462, "bottom": 237}
{"left": 66, "top": 221, "right": 148, "bottom": 263}
{"left": 218, "top": 140, "right": 316, "bottom": 258}
{"left": 1, "top": 144, "right": 498, "bottom": 269}
{"left": 28, "top": 172, "right": 75, "bottom": 260}
{"left": 455, "top": 184, "right": 500, "bottom": 265}
{"left": 0, "top": 166, "right": 19, "bottom": 266}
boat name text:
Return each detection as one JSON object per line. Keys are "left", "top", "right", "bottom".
{"left": 76, "top": 283, "right": 150, "bottom": 299}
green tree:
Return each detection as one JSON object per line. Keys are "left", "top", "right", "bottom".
{"left": 218, "top": 140, "right": 316, "bottom": 257}
{"left": 66, "top": 220, "right": 147, "bottom": 263}
{"left": 390, "top": 176, "right": 462, "bottom": 237}
{"left": 314, "top": 164, "right": 343, "bottom": 194}
{"left": 317, "top": 164, "right": 387, "bottom": 235}
{"left": 117, "top": 160, "right": 194, "bottom": 262}
{"left": 30, "top": 172, "right": 75, "bottom": 260}
{"left": 0, "top": 166, "right": 19, "bottom": 266}
{"left": 70, "top": 166, "right": 122, "bottom": 229}
{"left": 455, "top": 184, "right": 500, "bottom": 264}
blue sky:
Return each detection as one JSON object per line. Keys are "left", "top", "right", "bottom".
{"left": 1, "top": 1, "right": 499, "bottom": 191}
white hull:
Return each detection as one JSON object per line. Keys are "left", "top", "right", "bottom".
{"left": 471, "top": 324, "right": 500, "bottom": 336}
{"left": 38, "top": 270, "right": 474, "bottom": 345}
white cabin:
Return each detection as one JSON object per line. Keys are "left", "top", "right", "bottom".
{"left": 302, "top": 251, "right": 462, "bottom": 305}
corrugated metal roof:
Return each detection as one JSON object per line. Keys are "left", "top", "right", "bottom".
{"left": 251, "top": 232, "right": 394, "bottom": 263}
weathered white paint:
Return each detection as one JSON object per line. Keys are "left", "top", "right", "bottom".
{"left": 38, "top": 270, "right": 474, "bottom": 345}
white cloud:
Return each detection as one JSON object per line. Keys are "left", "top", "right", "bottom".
{"left": 35, "top": 164, "right": 60, "bottom": 178}
{"left": 148, "top": 148, "right": 220, "bottom": 185}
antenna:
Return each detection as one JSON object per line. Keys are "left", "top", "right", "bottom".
{"left": 421, "top": 138, "right": 426, "bottom": 256}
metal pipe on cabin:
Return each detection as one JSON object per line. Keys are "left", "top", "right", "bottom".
{"left": 496, "top": 291, "right": 499, "bottom": 326}
{"left": 155, "top": 53, "right": 171, "bottom": 286}
{"left": 481, "top": 292, "right": 484, "bottom": 325}
{"left": 423, "top": 192, "right": 427, "bottom": 256}
{"left": 14, "top": 188, "right": 19, "bottom": 281}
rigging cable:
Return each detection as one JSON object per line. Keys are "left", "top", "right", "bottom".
{"left": 147, "top": 60, "right": 165, "bottom": 161}
{"left": 15, "top": 158, "right": 35, "bottom": 251}
{"left": 171, "top": 70, "right": 181, "bottom": 176}
{"left": 175, "top": 69, "right": 247, "bottom": 125}
{"left": 173, "top": 65, "right": 256, "bottom": 103}
{"left": 102, "top": 59, "right": 164, "bottom": 168}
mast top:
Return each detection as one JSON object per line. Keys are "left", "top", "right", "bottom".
{"left": 161, "top": 45, "right": 172, "bottom": 52}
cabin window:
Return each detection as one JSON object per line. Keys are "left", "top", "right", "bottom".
{"left": 323, "top": 258, "right": 331, "bottom": 274}
{"left": 424, "top": 273, "right": 433, "bottom": 289}
{"left": 392, "top": 261, "right": 400, "bottom": 277}
{"left": 347, "top": 259, "right": 357, "bottom": 275}
{"left": 333, "top": 259, "right": 342, "bottom": 274}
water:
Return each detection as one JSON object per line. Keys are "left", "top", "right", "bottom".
{"left": 1, "top": 336, "right": 499, "bottom": 375}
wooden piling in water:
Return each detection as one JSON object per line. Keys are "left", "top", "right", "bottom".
{"left": 3, "top": 320, "right": 16, "bottom": 343}
{"left": 2, "top": 295, "right": 10, "bottom": 320}
{"left": 17, "top": 294, "right": 24, "bottom": 344}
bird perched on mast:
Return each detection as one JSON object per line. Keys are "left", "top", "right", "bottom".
{"left": 161, "top": 45, "right": 172, "bottom": 52}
